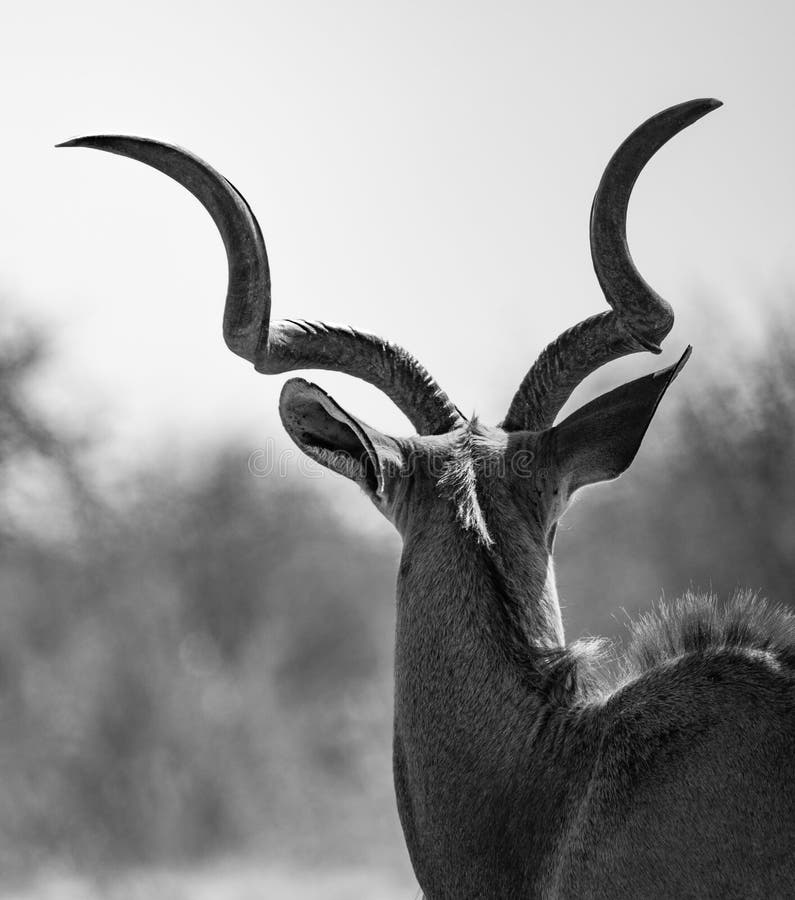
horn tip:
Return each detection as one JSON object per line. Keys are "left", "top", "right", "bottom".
{"left": 690, "top": 97, "right": 723, "bottom": 119}
{"left": 669, "top": 98, "right": 724, "bottom": 128}
{"left": 55, "top": 136, "right": 104, "bottom": 150}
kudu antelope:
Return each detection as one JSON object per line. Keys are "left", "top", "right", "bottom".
{"left": 61, "top": 99, "right": 795, "bottom": 898}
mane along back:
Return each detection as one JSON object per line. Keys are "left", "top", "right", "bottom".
{"left": 539, "top": 592, "right": 795, "bottom": 708}
{"left": 622, "top": 590, "right": 795, "bottom": 678}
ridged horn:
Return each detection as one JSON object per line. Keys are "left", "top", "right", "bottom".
{"left": 502, "top": 98, "right": 721, "bottom": 433}
{"left": 58, "top": 136, "right": 463, "bottom": 435}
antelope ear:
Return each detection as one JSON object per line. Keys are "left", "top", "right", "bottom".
{"left": 549, "top": 347, "right": 690, "bottom": 496}
{"left": 279, "top": 378, "right": 403, "bottom": 494}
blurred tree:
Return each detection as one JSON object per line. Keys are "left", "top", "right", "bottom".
{"left": 0, "top": 318, "right": 91, "bottom": 543}
{"left": 0, "top": 319, "right": 402, "bottom": 875}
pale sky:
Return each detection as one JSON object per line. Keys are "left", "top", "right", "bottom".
{"left": 2, "top": 1, "right": 795, "bottom": 463}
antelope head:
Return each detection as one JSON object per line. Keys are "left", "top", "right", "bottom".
{"left": 58, "top": 98, "right": 716, "bottom": 577}
{"left": 60, "top": 99, "right": 724, "bottom": 896}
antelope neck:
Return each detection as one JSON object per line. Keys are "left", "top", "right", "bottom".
{"left": 392, "top": 520, "right": 587, "bottom": 896}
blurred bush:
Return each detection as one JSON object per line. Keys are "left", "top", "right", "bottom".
{"left": 0, "top": 317, "right": 403, "bottom": 879}
{"left": 1, "top": 306, "right": 794, "bottom": 883}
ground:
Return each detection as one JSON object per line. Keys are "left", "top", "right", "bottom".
{"left": 2, "top": 863, "right": 417, "bottom": 900}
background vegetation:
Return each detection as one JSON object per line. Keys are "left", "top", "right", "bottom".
{"left": 1, "top": 305, "right": 793, "bottom": 891}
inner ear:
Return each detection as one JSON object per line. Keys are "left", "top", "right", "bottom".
{"left": 298, "top": 407, "right": 379, "bottom": 491}
{"left": 280, "top": 378, "right": 392, "bottom": 494}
